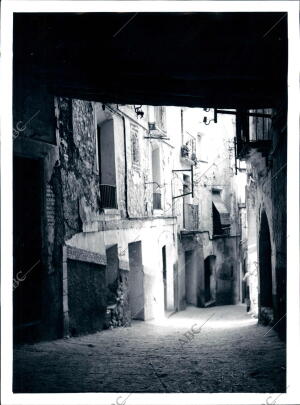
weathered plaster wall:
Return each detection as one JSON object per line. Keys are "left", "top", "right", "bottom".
{"left": 103, "top": 221, "right": 176, "bottom": 319}
{"left": 213, "top": 237, "right": 239, "bottom": 305}
{"left": 56, "top": 98, "right": 101, "bottom": 238}
{"left": 177, "top": 235, "right": 204, "bottom": 308}
{"left": 246, "top": 178, "right": 259, "bottom": 316}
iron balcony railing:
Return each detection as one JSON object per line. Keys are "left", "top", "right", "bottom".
{"left": 153, "top": 192, "right": 162, "bottom": 210}
{"left": 100, "top": 184, "right": 117, "bottom": 209}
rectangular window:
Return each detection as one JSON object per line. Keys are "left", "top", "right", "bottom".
{"left": 249, "top": 109, "right": 272, "bottom": 142}
{"left": 97, "top": 120, "right": 117, "bottom": 209}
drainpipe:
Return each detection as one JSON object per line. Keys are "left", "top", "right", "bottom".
{"left": 122, "top": 116, "right": 129, "bottom": 218}
{"left": 181, "top": 108, "right": 184, "bottom": 145}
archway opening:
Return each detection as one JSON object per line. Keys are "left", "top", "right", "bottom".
{"left": 259, "top": 211, "right": 273, "bottom": 312}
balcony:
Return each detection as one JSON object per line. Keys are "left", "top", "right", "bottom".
{"left": 153, "top": 192, "right": 162, "bottom": 210}
{"left": 236, "top": 109, "right": 272, "bottom": 159}
{"left": 100, "top": 184, "right": 117, "bottom": 209}
{"left": 183, "top": 203, "right": 199, "bottom": 231}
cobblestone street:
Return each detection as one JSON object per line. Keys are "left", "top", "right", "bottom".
{"left": 13, "top": 304, "right": 286, "bottom": 393}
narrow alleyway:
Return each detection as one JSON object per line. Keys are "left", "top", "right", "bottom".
{"left": 13, "top": 304, "right": 285, "bottom": 393}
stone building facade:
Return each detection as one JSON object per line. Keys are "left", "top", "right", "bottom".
{"left": 13, "top": 91, "right": 179, "bottom": 341}
{"left": 13, "top": 83, "right": 250, "bottom": 342}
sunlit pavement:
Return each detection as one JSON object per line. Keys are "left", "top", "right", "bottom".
{"left": 13, "top": 304, "right": 286, "bottom": 393}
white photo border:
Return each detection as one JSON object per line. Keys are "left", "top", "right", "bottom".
{"left": 1, "top": 1, "right": 299, "bottom": 404}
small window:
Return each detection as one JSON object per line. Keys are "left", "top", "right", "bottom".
{"left": 249, "top": 109, "right": 272, "bottom": 142}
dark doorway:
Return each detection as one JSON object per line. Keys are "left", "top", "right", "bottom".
{"left": 13, "top": 156, "right": 43, "bottom": 340}
{"left": 204, "top": 257, "right": 211, "bottom": 303}
{"left": 204, "top": 255, "right": 216, "bottom": 305}
{"left": 129, "top": 241, "right": 144, "bottom": 320}
{"left": 185, "top": 250, "right": 195, "bottom": 305}
{"left": 162, "top": 245, "right": 167, "bottom": 310}
{"left": 259, "top": 211, "right": 273, "bottom": 308}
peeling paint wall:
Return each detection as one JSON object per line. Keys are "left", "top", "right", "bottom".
{"left": 56, "top": 98, "right": 101, "bottom": 239}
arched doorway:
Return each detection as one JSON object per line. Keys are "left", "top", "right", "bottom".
{"left": 259, "top": 211, "right": 273, "bottom": 314}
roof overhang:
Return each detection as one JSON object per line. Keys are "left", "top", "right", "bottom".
{"left": 13, "top": 12, "right": 287, "bottom": 109}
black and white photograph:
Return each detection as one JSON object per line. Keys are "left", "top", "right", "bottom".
{"left": 1, "top": 1, "right": 299, "bottom": 405}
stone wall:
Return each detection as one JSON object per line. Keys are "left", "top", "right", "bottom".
{"left": 67, "top": 259, "right": 107, "bottom": 335}
{"left": 55, "top": 98, "right": 101, "bottom": 239}
{"left": 270, "top": 107, "right": 287, "bottom": 338}
{"left": 246, "top": 104, "right": 287, "bottom": 338}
